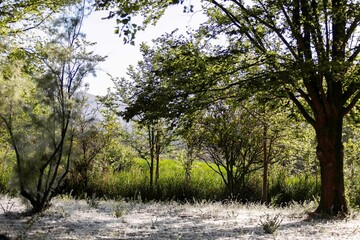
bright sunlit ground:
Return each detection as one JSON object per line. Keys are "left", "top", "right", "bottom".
{"left": 1, "top": 195, "right": 360, "bottom": 239}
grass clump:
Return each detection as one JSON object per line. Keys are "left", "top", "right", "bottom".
{"left": 112, "top": 203, "right": 126, "bottom": 218}
{"left": 85, "top": 193, "right": 100, "bottom": 208}
{"left": 259, "top": 213, "right": 283, "bottom": 234}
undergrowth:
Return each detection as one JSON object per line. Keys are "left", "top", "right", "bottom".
{"left": 2, "top": 157, "right": 360, "bottom": 207}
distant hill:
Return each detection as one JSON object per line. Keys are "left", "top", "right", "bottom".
{"left": 82, "top": 92, "right": 131, "bottom": 130}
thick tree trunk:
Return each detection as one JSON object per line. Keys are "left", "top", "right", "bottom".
{"left": 315, "top": 0, "right": 348, "bottom": 216}
{"left": 314, "top": 111, "right": 348, "bottom": 215}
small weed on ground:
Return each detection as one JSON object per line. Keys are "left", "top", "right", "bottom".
{"left": 259, "top": 213, "right": 283, "bottom": 234}
{"left": 112, "top": 204, "right": 126, "bottom": 218}
{"left": 86, "top": 193, "right": 100, "bottom": 208}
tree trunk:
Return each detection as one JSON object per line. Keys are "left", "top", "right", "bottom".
{"left": 314, "top": 111, "right": 348, "bottom": 215}
{"left": 227, "top": 166, "right": 234, "bottom": 198}
{"left": 155, "top": 132, "right": 161, "bottom": 185}
{"left": 155, "top": 151, "right": 160, "bottom": 185}
{"left": 183, "top": 146, "right": 194, "bottom": 191}
{"left": 149, "top": 157, "right": 154, "bottom": 190}
{"left": 262, "top": 124, "right": 268, "bottom": 204}
{"left": 148, "top": 126, "right": 155, "bottom": 191}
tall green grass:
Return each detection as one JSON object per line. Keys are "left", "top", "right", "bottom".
{"left": 86, "top": 159, "right": 226, "bottom": 201}
{"left": 79, "top": 158, "right": 322, "bottom": 205}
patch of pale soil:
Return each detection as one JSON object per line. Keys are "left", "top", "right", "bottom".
{"left": 0, "top": 195, "right": 359, "bottom": 240}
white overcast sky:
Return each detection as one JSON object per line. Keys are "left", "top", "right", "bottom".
{"left": 82, "top": 4, "right": 208, "bottom": 96}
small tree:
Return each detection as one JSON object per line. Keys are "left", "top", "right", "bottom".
{"left": 0, "top": 2, "right": 104, "bottom": 213}
{"left": 67, "top": 95, "right": 116, "bottom": 196}
{"left": 176, "top": 128, "right": 199, "bottom": 191}
{"left": 193, "top": 100, "right": 280, "bottom": 199}
{"left": 102, "top": 54, "right": 175, "bottom": 193}
{"left": 121, "top": 120, "right": 171, "bottom": 192}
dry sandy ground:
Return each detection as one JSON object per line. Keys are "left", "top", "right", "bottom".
{"left": 0, "top": 195, "right": 360, "bottom": 240}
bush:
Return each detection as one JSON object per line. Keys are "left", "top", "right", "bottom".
{"left": 189, "top": 161, "right": 225, "bottom": 201}
{"left": 346, "top": 173, "right": 360, "bottom": 207}
{"left": 237, "top": 173, "right": 263, "bottom": 202}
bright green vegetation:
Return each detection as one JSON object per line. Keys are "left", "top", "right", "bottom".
{"left": 59, "top": 152, "right": 360, "bottom": 207}
{"left": 73, "top": 157, "right": 341, "bottom": 206}
{"left": 0, "top": 157, "right": 323, "bottom": 205}
{"left": 64, "top": 158, "right": 226, "bottom": 201}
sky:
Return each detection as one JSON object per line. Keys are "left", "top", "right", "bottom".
{"left": 82, "top": 4, "right": 208, "bottom": 96}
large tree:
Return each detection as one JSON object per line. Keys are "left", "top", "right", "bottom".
{"left": 97, "top": 0, "right": 360, "bottom": 215}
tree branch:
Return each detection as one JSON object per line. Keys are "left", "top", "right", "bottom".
{"left": 347, "top": 45, "right": 360, "bottom": 65}
{"left": 343, "top": 90, "right": 360, "bottom": 116}
{"left": 287, "top": 91, "right": 315, "bottom": 126}
{"left": 211, "top": 0, "right": 267, "bottom": 53}
{"left": 342, "top": 82, "right": 360, "bottom": 103}
{"left": 344, "top": 16, "right": 359, "bottom": 47}
{"left": 309, "top": 0, "right": 327, "bottom": 62}
{"left": 279, "top": 3, "right": 304, "bottom": 54}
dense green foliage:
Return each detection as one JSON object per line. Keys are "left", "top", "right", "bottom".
{"left": 0, "top": 0, "right": 75, "bottom": 34}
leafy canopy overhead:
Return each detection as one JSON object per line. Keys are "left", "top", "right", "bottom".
{"left": 108, "top": 29, "right": 264, "bottom": 126}
{"left": 99, "top": 0, "right": 360, "bottom": 126}
{"left": 0, "top": 0, "right": 77, "bottom": 34}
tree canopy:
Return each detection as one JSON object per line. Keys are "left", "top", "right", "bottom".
{"left": 0, "top": 0, "right": 76, "bottom": 34}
